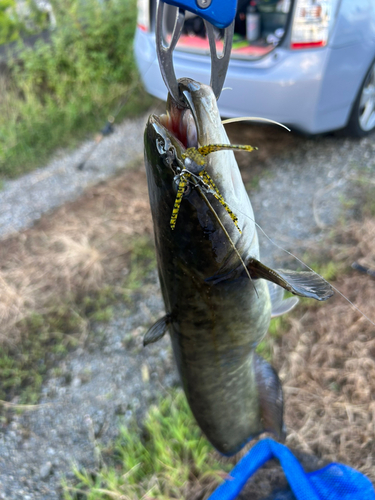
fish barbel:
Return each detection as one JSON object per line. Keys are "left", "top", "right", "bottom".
{"left": 143, "top": 78, "right": 333, "bottom": 455}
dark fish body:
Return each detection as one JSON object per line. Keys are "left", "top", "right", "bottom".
{"left": 143, "top": 79, "right": 333, "bottom": 455}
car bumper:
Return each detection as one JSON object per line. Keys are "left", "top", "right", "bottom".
{"left": 134, "top": 28, "right": 353, "bottom": 134}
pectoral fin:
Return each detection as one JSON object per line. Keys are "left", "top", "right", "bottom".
{"left": 248, "top": 258, "right": 333, "bottom": 301}
{"left": 267, "top": 282, "right": 299, "bottom": 318}
{"left": 271, "top": 297, "right": 299, "bottom": 317}
{"left": 143, "top": 314, "right": 171, "bottom": 346}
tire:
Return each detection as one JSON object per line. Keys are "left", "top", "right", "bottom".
{"left": 345, "top": 58, "right": 375, "bottom": 137}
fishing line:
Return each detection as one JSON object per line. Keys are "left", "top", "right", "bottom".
{"left": 226, "top": 201, "right": 375, "bottom": 327}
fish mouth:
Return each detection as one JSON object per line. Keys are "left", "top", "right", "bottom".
{"left": 158, "top": 93, "right": 198, "bottom": 150}
{"left": 157, "top": 77, "right": 219, "bottom": 150}
{"left": 156, "top": 77, "right": 228, "bottom": 156}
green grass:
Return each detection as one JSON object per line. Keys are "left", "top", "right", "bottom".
{"left": 63, "top": 391, "right": 229, "bottom": 500}
{"left": 123, "top": 236, "right": 158, "bottom": 295}
{"left": 0, "top": 0, "right": 153, "bottom": 179}
{"left": 0, "top": 0, "right": 27, "bottom": 45}
{"left": 335, "top": 173, "right": 375, "bottom": 223}
{"left": 245, "top": 170, "right": 273, "bottom": 192}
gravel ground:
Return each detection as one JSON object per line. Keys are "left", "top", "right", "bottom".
{"left": 0, "top": 113, "right": 374, "bottom": 499}
{"left": 0, "top": 112, "right": 148, "bottom": 240}
{"left": 227, "top": 123, "right": 375, "bottom": 267}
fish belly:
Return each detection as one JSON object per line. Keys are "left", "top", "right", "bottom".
{"left": 168, "top": 278, "right": 271, "bottom": 455}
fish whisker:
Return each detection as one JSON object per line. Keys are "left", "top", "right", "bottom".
{"left": 222, "top": 117, "right": 291, "bottom": 132}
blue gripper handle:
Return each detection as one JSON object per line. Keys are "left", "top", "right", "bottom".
{"left": 161, "top": 0, "right": 238, "bottom": 29}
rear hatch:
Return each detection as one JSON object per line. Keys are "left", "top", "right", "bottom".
{"left": 161, "top": 0, "right": 294, "bottom": 60}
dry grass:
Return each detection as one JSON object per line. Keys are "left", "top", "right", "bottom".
{"left": 276, "top": 218, "right": 375, "bottom": 478}
{"left": 0, "top": 164, "right": 152, "bottom": 345}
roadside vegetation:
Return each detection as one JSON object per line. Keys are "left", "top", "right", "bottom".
{"left": 0, "top": 0, "right": 152, "bottom": 178}
{"left": 0, "top": 0, "right": 51, "bottom": 44}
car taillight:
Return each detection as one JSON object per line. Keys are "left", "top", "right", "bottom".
{"left": 137, "top": 0, "right": 150, "bottom": 32}
{"left": 290, "top": 0, "right": 333, "bottom": 49}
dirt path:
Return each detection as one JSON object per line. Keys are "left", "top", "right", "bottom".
{"left": 0, "top": 119, "right": 374, "bottom": 499}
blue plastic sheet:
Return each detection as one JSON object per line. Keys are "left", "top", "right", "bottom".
{"left": 208, "top": 438, "right": 375, "bottom": 500}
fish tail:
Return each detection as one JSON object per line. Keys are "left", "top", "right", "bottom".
{"left": 254, "top": 353, "right": 285, "bottom": 440}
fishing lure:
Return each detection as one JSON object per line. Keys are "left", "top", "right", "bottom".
{"left": 170, "top": 144, "right": 256, "bottom": 232}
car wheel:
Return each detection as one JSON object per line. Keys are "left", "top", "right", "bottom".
{"left": 346, "top": 58, "right": 375, "bottom": 137}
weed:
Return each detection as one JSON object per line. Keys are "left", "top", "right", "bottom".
{"left": 0, "top": 306, "right": 84, "bottom": 404}
{"left": 338, "top": 194, "right": 356, "bottom": 212}
{"left": 0, "top": 0, "right": 152, "bottom": 178}
{"left": 63, "top": 391, "right": 229, "bottom": 500}
{"left": 339, "top": 174, "right": 375, "bottom": 220}
{"left": 123, "top": 236, "right": 157, "bottom": 295}
{"left": 0, "top": 0, "right": 24, "bottom": 44}
{"left": 268, "top": 316, "right": 288, "bottom": 338}
{"left": 82, "top": 286, "right": 116, "bottom": 322}
{"left": 256, "top": 339, "right": 273, "bottom": 362}
{"left": 0, "top": 0, "right": 50, "bottom": 45}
